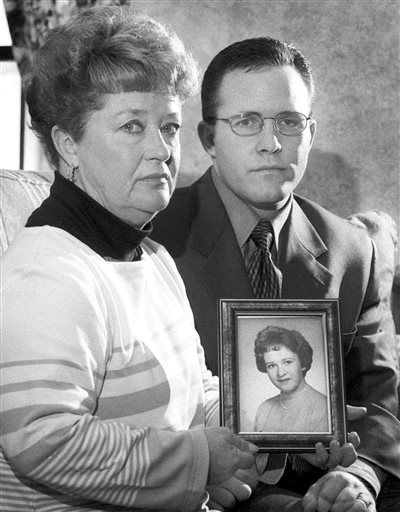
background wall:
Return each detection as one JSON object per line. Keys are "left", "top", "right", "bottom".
{"left": 133, "top": 0, "right": 399, "bottom": 257}
{"left": 5, "top": 0, "right": 400, "bottom": 259}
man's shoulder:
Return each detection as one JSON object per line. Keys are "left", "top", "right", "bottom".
{"left": 294, "top": 194, "right": 373, "bottom": 247}
{"left": 170, "top": 168, "right": 213, "bottom": 203}
{"left": 294, "top": 193, "right": 344, "bottom": 225}
{"left": 158, "top": 170, "right": 209, "bottom": 215}
{"left": 152, "top": 169, "right": 215, "bottom": 249}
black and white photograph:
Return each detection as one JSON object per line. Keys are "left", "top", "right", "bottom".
{"left": 219, "top": 299, "right": 347, "bottom": 451}
{"left": 1, "top": 1, "right": 399, "bottom": 511}
{"left": 239, "top": 317, "right": 330, "bottom": 435}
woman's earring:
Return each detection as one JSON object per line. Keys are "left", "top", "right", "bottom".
{"left": 67, "top": 164, "right": 78, "bottom": 183}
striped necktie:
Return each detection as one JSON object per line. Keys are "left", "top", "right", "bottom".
{"left": 248, "top": 220, "right": 286, "bottom": 483}
{"left": 247, "top": 220, "right": 282, "bottom": 299}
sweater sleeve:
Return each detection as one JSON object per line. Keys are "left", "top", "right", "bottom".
{"left": 197, "top": 335, "right": 220, "bottom": 427}
{"left": 1, "top": 245, "right": 209, "bottom": 510}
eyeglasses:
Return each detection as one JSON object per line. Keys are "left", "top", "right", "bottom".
{"left": 209, "top": 111, "right": 312, "bottom": 137}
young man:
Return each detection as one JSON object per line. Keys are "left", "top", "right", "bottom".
{"left": 152, "top": 37, "right": 400, "bottom": 511}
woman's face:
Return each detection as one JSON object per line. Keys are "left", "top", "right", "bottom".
{"left": 72, "top": 91, "right": 182, "bottom": 228}
{"left": 263, "top": 345, "right": 305, "bottom": 394}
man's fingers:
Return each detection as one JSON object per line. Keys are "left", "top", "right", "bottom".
{"left": 303, "top": 481, "right": 322, "bottom": 512}
{"left": 353, "top": 493, "right": 376, "bottom": 511}
{"left": 304, "top": 471, "right": 376, "bottom": 512}
{"left": 314, "top": 479, "right": 344, "bottom": 512}
{"left": 347, "top": 431, "right": 360, "bottom": 449}
{"left": 313, "top": 442, "right": 329, "bottom": 468}
{"left": 340, "top": 442, "right": 358, "bottom": 467}
{"left": 330, "top": 487, "right": 359, "bottom": 512}
{"left": 327, "top": 440, "right": 342, "bottom": 468}
{"left": 326, "top": 439, "right": 357, "bottom": 469}
{"left": 314, "top": 439, "right": 357, "bottom": 470}
{"left": 330, "top": 485, "right": 376, "bottom": 512}
{"left": 346, "top": 405, "right": 367, "bottom": 421}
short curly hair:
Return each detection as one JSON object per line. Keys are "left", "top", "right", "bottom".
{"left": 26, "top": 5, "right": 200, "bottom": 167}
{"left": 254, "top": 325, "right": 313, "bottom": 375}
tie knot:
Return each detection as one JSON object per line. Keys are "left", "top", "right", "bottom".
{"left": 251, "top": 220, "right": 274, "bottom": 252}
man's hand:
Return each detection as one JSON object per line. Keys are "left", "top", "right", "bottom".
{"left": 346, "top": 405, "right": 367, "bottom": 421}
{"left": 300, "top": 405, "right": 364, "bottom": 471}
{"left": 303, "top": 470, "right": 376, "bottom": 512}
{"left": 301, "top": 431, "right": 360, "bottom": 470}
{"left": 204, "top": 427, "right": 258, "bottom": 485}
{"left": 206, "top": 465, "right": 259, "bottom": 511}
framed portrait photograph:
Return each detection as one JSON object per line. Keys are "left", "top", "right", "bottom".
{"left": 219, "top": 299, "right": 346, "bottom": 452}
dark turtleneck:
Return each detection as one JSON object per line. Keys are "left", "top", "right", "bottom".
{"left": 26, "top": 171, "right": 152, "bottom": 261}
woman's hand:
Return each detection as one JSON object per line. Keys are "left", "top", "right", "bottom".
{"left": 204, "top": 427, "right": 258, "bottom": 485}
{"left": 206, "top": 464, "right": 259, "bottom": 511}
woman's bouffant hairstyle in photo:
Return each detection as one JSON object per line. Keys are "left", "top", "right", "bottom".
{"left": 26, "top": 5, "right": 200, "bottom": 167}
{"left": 254, "top": 325, "right": 313, "bottom": 375}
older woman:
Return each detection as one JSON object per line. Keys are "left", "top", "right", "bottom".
{"left": 254, "top": 325, "right": 328, "bottom": 433}
{"left": 0, "top": 6, "right": 259, "bottom": 511}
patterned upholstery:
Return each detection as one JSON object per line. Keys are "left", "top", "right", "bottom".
{"left": 0, "top": 169, "right": 54, "bottom": 255}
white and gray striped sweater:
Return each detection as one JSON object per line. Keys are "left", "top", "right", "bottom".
{"left": 1, "top": 227, "right": 219, "bottom": 511}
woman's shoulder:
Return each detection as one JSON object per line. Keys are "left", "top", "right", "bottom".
{"left": 256, "top": 394, "right": 280, "bottom": 413}
{"left": 143, "top": 237, "right": 185, "bottom": 278}
{"left": 5, "top": 225, "right": 92, "bottom": 254}
{"left": 1, "top": 226, "right": 103, "bottom": 288}
{"left": 304, "top": 383, "right": 327, "bottom": 403}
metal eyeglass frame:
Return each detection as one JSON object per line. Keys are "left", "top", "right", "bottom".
{"left": 208, "top": 111, "right": 312, "bottom": 137}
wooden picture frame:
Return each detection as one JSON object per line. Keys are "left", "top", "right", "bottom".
{"left": 219, "top": 299, "right": 346, "bottom": 452}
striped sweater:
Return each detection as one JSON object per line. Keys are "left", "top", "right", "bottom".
{"left": 1, "top": 227, "right": 219, "bottom": 511}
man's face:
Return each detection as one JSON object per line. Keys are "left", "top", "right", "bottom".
{"left": 200, "top": 65, "right": 316, "bottom": 210}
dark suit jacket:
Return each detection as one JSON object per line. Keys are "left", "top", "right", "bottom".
{"left": 152, "top": 167, "right": 400, "bottom": 479}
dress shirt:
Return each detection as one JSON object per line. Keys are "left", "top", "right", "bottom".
{"left": 211, "top": 167, "right": 292, "bottom": 265}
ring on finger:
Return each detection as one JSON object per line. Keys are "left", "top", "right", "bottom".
{"left": 356, "top": 493, "right": 372, "bottom": 508}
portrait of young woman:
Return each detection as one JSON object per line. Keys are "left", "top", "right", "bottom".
{"left": 253, "top": 325, "right": 329, "bottom": 434}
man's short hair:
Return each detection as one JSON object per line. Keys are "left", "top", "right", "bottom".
{"left": 201, "top": 36, "right": 314, "bottom": 122}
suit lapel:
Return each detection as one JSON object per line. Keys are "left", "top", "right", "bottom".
{"left": 187, "top": 174, "right": 333, "bottom": 301}
{"left": 280, "top": 199, "right": 333, "bottom": 298}
{"left": 189, "top": 170, "right": 254, "bottom": 299}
